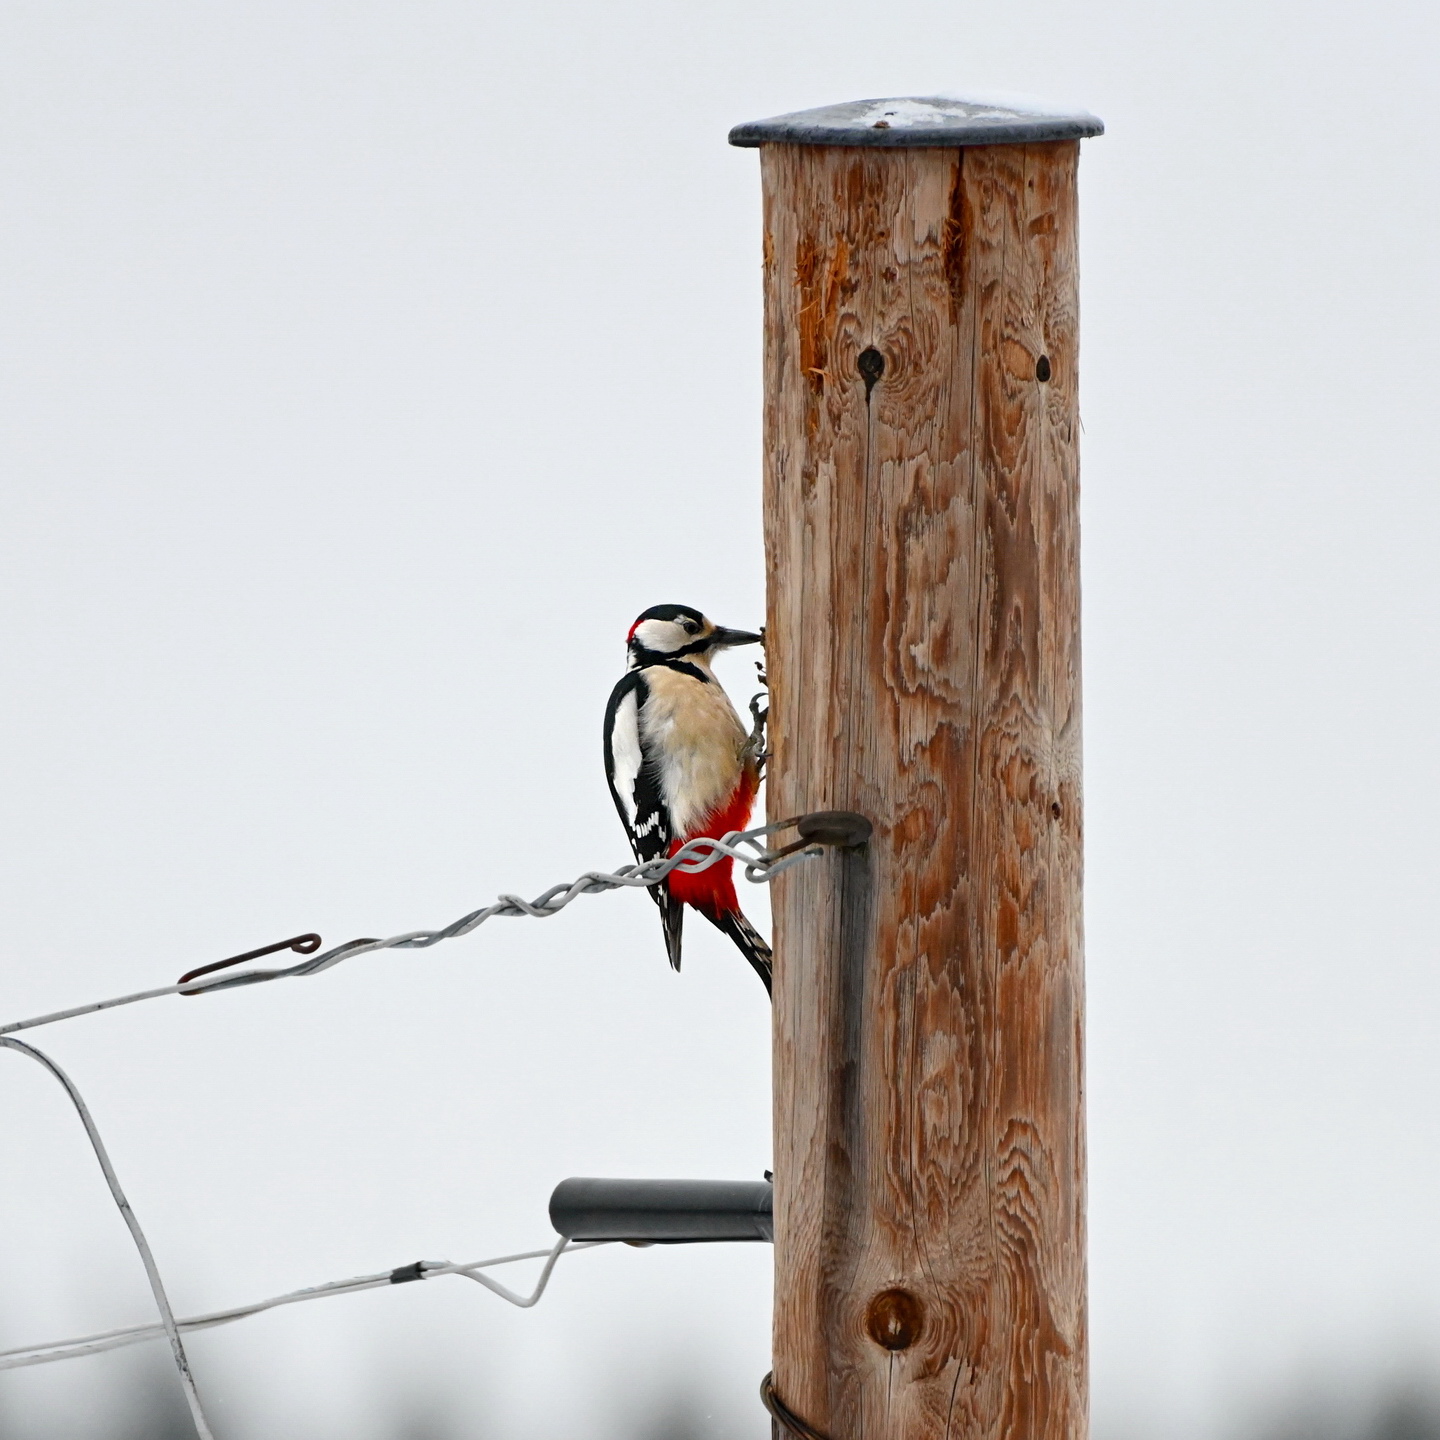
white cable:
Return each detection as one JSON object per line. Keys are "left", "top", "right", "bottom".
{"left": 0, "top": 1036, "right": 216, "bottom": 1439}
{"left": 449, "top": 1233, "right": 574, "bottom": 1308}
{"left": 0, "top": 822, "right": 820, "bottom": 1038}
{"left": 0, "top": 1239, "right": 607, "bottom": 1371}
{"left": 0, "top": 820, "right": 824, "bottom": 1416}
{"left": 0, "top": 986, "right": 188, "bottom": 1038}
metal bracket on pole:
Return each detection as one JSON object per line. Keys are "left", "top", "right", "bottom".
{"left": 548, "top": 1177, "right": 773, "bottom": 1244}
{"left": 763, "top": 810, "right": 873, "bottom": 863}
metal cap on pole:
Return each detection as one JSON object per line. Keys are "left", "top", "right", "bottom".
{"left": 732, "top": 93, "right": 1100, "bottom": 1440}
{"left": 729, "top": 94, "right": 1103, "bottom": 149}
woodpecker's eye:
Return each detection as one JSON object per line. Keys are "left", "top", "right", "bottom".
{"left": 682, "top": 620, "right": 700, "bottom": 634}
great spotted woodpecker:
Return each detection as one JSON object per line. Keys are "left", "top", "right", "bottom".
{"left": 603, "top": 604, "right": 773, "bottom": 993}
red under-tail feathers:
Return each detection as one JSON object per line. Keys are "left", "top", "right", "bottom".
{"left": 663, "top": 772, "right": 758, "bottom": 919}
{"left": 663, "top": 772, "right": 773, "bottom": 994}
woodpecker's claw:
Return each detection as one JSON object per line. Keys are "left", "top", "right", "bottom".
{"left": 743, "top": 689, "right": 770, "bottom": 777}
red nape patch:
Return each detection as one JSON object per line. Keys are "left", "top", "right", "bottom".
{"left": 665, "top": 778, "right": 758, "bottom": 919}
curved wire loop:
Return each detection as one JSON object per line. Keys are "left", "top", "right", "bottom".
{"left": 0, "top": 1036, "right": 216, "bottom": 1440}
{"left": 178, "top": 932, "right": 322, "bottom": 987}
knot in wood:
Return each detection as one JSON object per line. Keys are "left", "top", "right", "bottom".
{"left": 857, "top": 346, "right": 885, "bottom": 398}
{"left": 864, "top": 1287, "right": 924, "bottom": 1351}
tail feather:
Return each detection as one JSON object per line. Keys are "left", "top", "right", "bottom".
{"left": 704, "top": 908, "right": 773, "bottom": 996}
{"left": 653, "top": 886, "right": 685, "bottom": 972}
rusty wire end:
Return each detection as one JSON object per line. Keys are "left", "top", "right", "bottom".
{"left": 178, "top": 933, "right": 322, "bottom": 989}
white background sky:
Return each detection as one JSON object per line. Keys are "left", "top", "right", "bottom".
{"left": 0, "top": 2, "right": 1437, "bottom": 1438}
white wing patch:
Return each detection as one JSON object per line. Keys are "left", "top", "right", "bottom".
{"left": 609, "top": 687, "right": 643, "bottom": 826}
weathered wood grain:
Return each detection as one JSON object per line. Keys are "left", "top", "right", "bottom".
{"left": 761, "top": 141, "right": 1086, "bottom": 1440}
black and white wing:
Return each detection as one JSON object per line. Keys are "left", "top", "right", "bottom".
{"left": 603, "top": 670, "right": 684, "bottom": 970}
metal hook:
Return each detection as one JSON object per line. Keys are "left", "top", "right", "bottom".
{"left": 761, "top": 810, "right": 873, "bottom": 863}
{"left": 178, "top": 933, "right": 322, "bottom": 988}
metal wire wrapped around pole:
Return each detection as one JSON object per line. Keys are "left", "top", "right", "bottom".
{"left": 761, "top": 1372, "right": 832, "bottom": 1440}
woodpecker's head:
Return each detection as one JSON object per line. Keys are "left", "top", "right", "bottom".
{"left": 626, "top": 604, "right": 762, "bottom": 670}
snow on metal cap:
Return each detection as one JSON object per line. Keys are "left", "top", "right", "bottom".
{"left": 729, "top": 93, "right": 1104, "bottom": 149}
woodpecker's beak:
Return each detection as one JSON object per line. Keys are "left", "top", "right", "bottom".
{"left": 710, "top": 626, "right": 763, "bottom": 649}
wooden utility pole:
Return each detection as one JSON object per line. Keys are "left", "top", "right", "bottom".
{"left": 730, "top": 96, "right": 1102, "bottom": 1440}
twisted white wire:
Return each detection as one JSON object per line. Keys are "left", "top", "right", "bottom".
{"left": 0, "top": 825, "right": 821, "bottom": 1402}
{"left": 0, "top": 822, "right": 819, "bottom": 1038}
{"left": 0, "top": 1032, "right": 605, "bottom": 1397}
{"left": 0, "top": 1238, "right": 606, "bottom": 1371}
{"left": 0, "top": 1036, "right": 216, "bottom": 1438}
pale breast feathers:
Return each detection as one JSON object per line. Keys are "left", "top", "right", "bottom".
{"left": 637, "top": 667, "right": 747, "bottom": 838}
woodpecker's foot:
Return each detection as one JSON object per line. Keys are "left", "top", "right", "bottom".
{"left": 743, "top": 692, "right": 769, "bottom": 776}
{"left": 741, "top": 733, "right": 769, "bottom": 777}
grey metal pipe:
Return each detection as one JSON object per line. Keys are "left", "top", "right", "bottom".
{"left": 549, "top": 1177, "right": 773, "bottom": 1244}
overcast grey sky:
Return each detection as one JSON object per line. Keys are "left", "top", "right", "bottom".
{"left": 0, "top": 2, "right": 1437, "bottom": 1438}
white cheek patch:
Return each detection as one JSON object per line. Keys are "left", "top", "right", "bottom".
{"left": 610, "top": 690, "right": 643, "bottom": 824}
{"left": 634, "top": 619, "right": 688, "bottom": 654}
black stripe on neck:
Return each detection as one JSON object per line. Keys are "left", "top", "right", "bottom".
{"left": 635, "top": 657, "right": 709, "bottom": 683}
